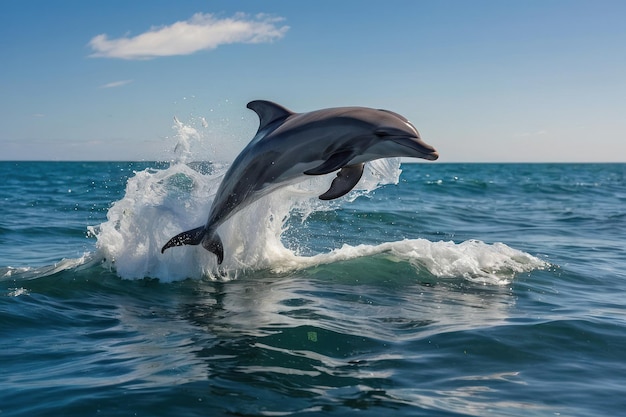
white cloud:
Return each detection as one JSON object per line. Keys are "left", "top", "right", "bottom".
{"left": 99, "top": 80, "right": 133, "bottom": 88}
{"left": 88, "top": 12, "right": 289, "bottom": 60}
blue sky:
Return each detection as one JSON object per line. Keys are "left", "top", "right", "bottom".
{"left": 1, "top": 0, "right": 624, "bottom": 162}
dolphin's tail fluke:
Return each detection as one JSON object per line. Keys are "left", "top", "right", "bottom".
{"left": 161, "top": 226, "right": 225, "bottom": 264}
{"left": 202, "top": 232, "right": 224, "bottom": 265}
{"left": 161, "top": 226, "right": 206, "bottom": 253}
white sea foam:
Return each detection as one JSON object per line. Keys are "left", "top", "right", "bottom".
{"left": 89, "top": 157, "right": 403, "bottom": 281}
{"left": 90, "top": 118, "right": 546, "bottom": 283}
{"left": 90, "top": 159, "right": 545, "bottom": 283}
{"left": 1, "top": 252, "right": 100, "bottom": 281}
{"left": 269, "top": 239, "right": 545, "bottom": 285}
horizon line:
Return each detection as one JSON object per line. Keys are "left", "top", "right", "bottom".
{"left": 1, "top": 159, "right": 624, "bottom": 164}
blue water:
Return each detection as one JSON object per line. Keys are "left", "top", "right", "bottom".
{"left": 1, "top": 161, "right": 625, "bottom": 416}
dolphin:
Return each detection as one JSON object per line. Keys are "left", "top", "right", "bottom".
{"left": 161, "top": 100, "right": 439, "bottom": 264}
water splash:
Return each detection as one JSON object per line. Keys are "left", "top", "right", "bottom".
{"left": 171, "top": 116, "right": 201, "bottom": 164}
{"left": 88, "top": 117, "right": 546, "bottom": 283}
{"left": 89, "top": 162, "right": 545, "bottom": 283}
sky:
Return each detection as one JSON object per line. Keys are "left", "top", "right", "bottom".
{"left": 1, "top": 0, "right": 625, "bottom": 162}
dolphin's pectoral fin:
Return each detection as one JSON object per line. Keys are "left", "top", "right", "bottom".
{"left": 202, "top": 232, "right": 224, "bottom": 265}
{"left": 161, "top": 226, "right": 206, "bottom": 253}
{"left": 319, "top": 163, "right": 365, "bottom": 200}
{"left": 304, "top": 151, "right": 354, "bottom": 176}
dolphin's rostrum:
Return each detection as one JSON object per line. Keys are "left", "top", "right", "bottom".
{"left": 161, "top": 100, "right": 439, "bottom": 264}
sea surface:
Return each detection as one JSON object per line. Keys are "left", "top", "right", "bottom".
{"left": 1, "top": 160, "right": 625, "bottom": 416}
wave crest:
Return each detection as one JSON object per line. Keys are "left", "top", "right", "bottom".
{"left": 86, "top": 158, "right": 545, "bottom": 284}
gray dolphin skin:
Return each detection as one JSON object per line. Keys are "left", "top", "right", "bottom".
{"left": 161, "top": 100, "right": 439, "bottom": 264}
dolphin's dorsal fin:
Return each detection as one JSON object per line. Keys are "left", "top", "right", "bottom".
{"left": 247, "top": 100, "right": 293, "bottom": 132}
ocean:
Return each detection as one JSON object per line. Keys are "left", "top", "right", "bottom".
{"left": 1, "top": 160, "right": 625, "bottom": 416}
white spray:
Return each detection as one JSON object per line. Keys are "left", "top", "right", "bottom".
{"left": 91, "top": 117, "right": 545, "bottom": 283}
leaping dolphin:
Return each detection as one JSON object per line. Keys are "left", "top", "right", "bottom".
{"left": 161, "top": 100, "right": 439, "bottom": 264}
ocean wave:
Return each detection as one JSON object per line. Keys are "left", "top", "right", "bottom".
{"left": 80, "top": 157, "right": 544, "bottom": 283}
{"left": 2, "top": 157, "right": 546, "bottom": 285}
{"left": 1, "top": 252, "right": 102, "bottom": 282}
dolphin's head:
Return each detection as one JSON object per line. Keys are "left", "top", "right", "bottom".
{"left": 372, "top": 109, "right": 439, "bottom": 161}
